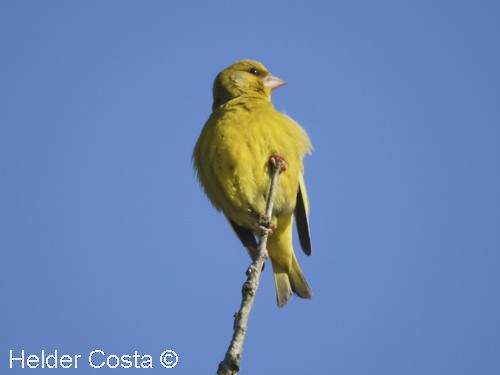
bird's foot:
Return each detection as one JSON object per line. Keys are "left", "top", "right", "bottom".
{"left": 269, "top": 154, "right": 287, "bottom": 173}
{"left": 255, "top": 214, "right": 277, "bottom": 234}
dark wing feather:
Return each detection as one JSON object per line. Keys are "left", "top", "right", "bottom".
{"left": 294, "top": 174, "right": 312, "bottom": 255}
{"left": 229, "top": 219, "right": 259, "bottom": 260}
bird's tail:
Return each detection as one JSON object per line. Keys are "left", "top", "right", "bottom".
{"left": 272, "top": 253, "right": 312, "bottom": 307}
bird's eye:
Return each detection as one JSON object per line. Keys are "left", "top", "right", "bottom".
{"left": 250, "top": 68, "right": 259, "bottom": 76}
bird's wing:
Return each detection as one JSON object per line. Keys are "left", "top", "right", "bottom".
{"left": 294, "top": 173, "right": 312, "bottom": 255}
{"left": 228, "top": 219, "right": 259, "bottom": 260}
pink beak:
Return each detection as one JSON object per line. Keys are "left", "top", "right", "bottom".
{"left": 263, "top": 73, "right": 286, "bottom": 91}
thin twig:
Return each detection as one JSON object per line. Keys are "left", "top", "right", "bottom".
{"left": 216, "top": 158, "right": 285, "bottom": 375}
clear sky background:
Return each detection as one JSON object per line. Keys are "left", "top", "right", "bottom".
{"left": 2, "top": 1, "right": 500, "bottom": 374}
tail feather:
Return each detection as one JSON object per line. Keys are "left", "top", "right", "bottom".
{"left": 273, "top": 271, "right": 293, "bottom": 308}
{"left": 272, "top": 254, "right": 312, "bottom": 307}
{"left": 289, "top": 254, "right": 313, "bottom": 299}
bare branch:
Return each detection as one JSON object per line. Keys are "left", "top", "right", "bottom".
{"left": 216, "top": 158, "right": 285, "bottom": 375}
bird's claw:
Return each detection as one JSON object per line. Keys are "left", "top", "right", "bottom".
{"left": 255, "top": 214, "right": 277, "bottom": 235}
{"left": 269, "top": 154, "right": 287, "bottom": 173}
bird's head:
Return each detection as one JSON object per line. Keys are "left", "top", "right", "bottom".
{"left": 212, "top": 60, "right": 286, "bottom": 109}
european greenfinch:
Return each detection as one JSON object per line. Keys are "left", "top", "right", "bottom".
{"left": 193, "top": 60, "right": 313, "bottom": 307}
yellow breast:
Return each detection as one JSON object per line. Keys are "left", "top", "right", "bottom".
{"left": 193, "top": 97, "right": 311, "bottom": 229}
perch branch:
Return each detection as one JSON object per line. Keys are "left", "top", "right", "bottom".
{"left": 216, "top": 157, "right": 285, "bottom": 375}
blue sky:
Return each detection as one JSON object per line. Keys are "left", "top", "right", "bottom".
{"left": 2, "top": 1, "right": 499, "bottom": 374}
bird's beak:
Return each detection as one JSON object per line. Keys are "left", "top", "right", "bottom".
{"left": 264, "top": 73, "right": 286, "bottom": 91}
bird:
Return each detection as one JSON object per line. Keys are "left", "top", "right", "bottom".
{"left": 192, "top": 60, "right": 313, "bottom": 307}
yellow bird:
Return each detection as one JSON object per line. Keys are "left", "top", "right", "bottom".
{"left": 193, "top": 60, "right": 313, "bottom": 307}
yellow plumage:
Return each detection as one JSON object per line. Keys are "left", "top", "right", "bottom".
{"left": 193, "top": 60, "right": 313, "bottom": 307}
